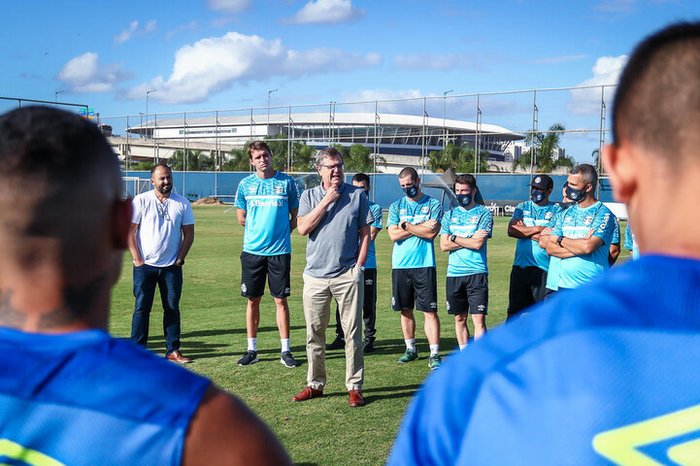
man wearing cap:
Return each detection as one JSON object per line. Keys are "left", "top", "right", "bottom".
{"left": 543, "top": 164, "right": 616, "bottom": 292}
{"left": 506, "top": 174, "right": 561, "bottom": 319}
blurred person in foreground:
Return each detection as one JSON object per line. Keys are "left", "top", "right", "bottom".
{"left": 388, "top": 21, "right": 700, "bottom": 465}
{"left": 0, "top": 106, "right": 290, "bottom": 466}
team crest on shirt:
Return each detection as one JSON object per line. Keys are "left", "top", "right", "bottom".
{"left": 421, "top": 206, "right": 429, "bottom": 214}
{"left": 545, "top": 212, "right": 553, "bottom": 220}
{"left": 275, "top": 185, "right": 284, "bottom": 194}
{"left": 584, "top": 215, "right": 594, "bottom": 226}
{"left": 470, "top": 216, "right": 479, "bottom": 224}
{"left": 400, "top": 209, "right": 407, "bottom": 215}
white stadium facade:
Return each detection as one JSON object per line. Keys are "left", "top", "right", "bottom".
{"left": 114, "top": 112, "right": 524, "bottom": 172}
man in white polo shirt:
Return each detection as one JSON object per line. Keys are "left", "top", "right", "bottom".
{"left": 128, "top": 163, "right": 195, "bottom": 363}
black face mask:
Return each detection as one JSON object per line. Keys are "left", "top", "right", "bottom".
{"left": 403, "top": 185, "right": 418, "bottom": 198}
{"left": 565, "top": 184, "right": 587, "bottom": 203}
{"left": 530, "top": 189, "right": 546, "bottom": 204}
{"left": 456, "top": 194, "right": 472, "bottom": 207}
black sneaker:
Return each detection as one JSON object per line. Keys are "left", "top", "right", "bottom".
{"left": 280, "top": 351, "right": 301, "bottom": 368}
{"left": 363, "top": 338, "right": 376, "bottom": 353}
{"left": 237, "top": 350, "right": 259, "bottom": 366}
{"left": 326, "top": 336, "right": 345, "bottom": 350}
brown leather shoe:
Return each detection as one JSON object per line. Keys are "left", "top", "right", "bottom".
{"left": 166, "top": 351, "right": 192, "bottom": 364}
{"left": 348, "top": 389, "right": 364, "bottom": 407}
{"left": 291, "top": 386, "right": 323, "bottom": 402}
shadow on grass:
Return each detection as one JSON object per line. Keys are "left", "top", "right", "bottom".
{"left": 322, "top": 383, "right": 422, "bottom": 405}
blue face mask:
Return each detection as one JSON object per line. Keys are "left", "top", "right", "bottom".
{"left": 403, "top": 185, "right": 418, "bottom": 198}
{"left": 565, "top": 184, "right": 587, "bottom": 203}
{"left": 530, "top": 189, "right": 546, "bottom": 204}
{"left": 456, "top": 193, "right": 472, "bottom": 207}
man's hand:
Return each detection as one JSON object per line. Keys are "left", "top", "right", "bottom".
{"left": 420, "top": 219, "right": 439, "bottom": 231}
{"left": 322, "top": 186, "right": 340, "bottom": 206}
{"left": 472, "top": 229, "right": 489, "bottom": 239}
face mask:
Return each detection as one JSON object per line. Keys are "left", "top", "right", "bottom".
{"left": 403, "top": 185, "right": 418, "bottom": 198}
{"left": 565, "top": 184, "right": 587, "bottom": 203}
{"left": 530, "top": 189, "right": 546, "bottom": 204}
{"left": 456, "top": 194, "right": 472, "bottom": 207}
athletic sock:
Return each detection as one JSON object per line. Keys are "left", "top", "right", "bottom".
{"left": 429, "top": 344, "right": 440, "bottom": 356}
{"left": 247, "top": 337, "right": 257, "bottom": 352}
{"left": 281, "top": 338, "right": 290, "bottom": 353}
{"left": 459, "top": 344, "right": 467, "bottom": 351}
{"left": 405, "top": 339, "right": 416, "bottom": 351}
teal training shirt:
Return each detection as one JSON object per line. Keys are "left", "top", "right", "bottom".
{"left": 511, "top": 200, "right": 561, "bottom": 271}
{"left": 365, "top": 201, "right": 383, "bottom": 269}
{"left": 388, "top": 194, "right": 443, "bottom": 269}
{"left": 235, "top": 171, "right": 299, "bottom": 256}
{"left": 440, "top": 204, "right": 493, "bottom": 277}
{"left": 550, "top": 201, "right": 615, "bottom": 289}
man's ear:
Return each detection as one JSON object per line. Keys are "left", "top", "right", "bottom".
{"left": 111, "top": 199, "right": 132, "bottom": 249}
{"left": 603, "top": 143, "right": 637, "bottom": 204}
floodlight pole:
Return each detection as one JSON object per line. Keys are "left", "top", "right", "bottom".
{"left": 267, "top": 88, "right": 278, "bottom": 128}
{"left": 443, "top": 89, "right": 453, "bottom": 149}
{"left": 54, "top": 89, "right": 65, "bottom": 104}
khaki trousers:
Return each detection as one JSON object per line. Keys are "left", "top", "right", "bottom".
{"left": 302, "top": 266, "right": 364, "bottom": 391}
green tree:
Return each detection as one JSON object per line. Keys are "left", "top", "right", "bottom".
{"left": 169, "top": 149, "right": 213, "bottom": 171}
{"left": 221, "top": 147, "right": 251, "bottom": 171}
{"left": 428, "top": 142, "right": 489, "bottom": 173}
{"left": 512, "top": 123, "right": 574, "bottom": 172}
{"left": 291, "top": 142, "right": 315, "bottom": 172}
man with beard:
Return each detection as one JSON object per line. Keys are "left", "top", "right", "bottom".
{"left": 544, "top": 164, "right": 616, "bottom": 292}
{"left": 292, "top": 148, "right": 372, "bottom": 407}
{"left": 506, "top": 174, "right": 561, "bottom": 319}
{"left": 388, "top": 167, "right": 443, "bottom": 370}
{"left": 129, "top": 163, "right": 195, "bottom": 363}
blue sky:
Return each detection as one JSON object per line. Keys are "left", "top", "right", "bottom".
{"left": 3, "top": 0, "right": 699, "bottom": 161}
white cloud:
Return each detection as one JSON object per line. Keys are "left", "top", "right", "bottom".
{"left": 127, "top": 32, "right": 381, "bottom": 104}
{"left": 114, "top": 20, "right": 157, "bottom": 44}
{"left": 394, "top": 53, "right": 475, "bottom": 71}
{"left": 115, "top": 21, "right": 139, "bottom": 44}
{"left": 569, "top": 55, "right": 628, "bottom": 114}
{"left": 207, "top": 0, "right": 250, "bottom": 13}
{"left": 288, "top": 0, "right": 365, "bottom": 25}
{"left": 57, "top": 52, "right": 130, "bottom": 93}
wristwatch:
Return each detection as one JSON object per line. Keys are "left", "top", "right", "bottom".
{"left": 450, "top": 234, "right": 457, "bottom": 243}
{"left": 556, "top": 235, "right": 565, "bottom": 247}
{"left": 401, "top": 221, "right": 408, "bottom": 231}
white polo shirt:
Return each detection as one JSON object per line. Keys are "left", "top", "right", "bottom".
{"left": 132, "top": 190, "right": 195, "bottom": 267}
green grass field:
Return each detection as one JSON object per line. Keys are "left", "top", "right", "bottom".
{"left": 108, "top": 206, "right": 629, "bottom": 465}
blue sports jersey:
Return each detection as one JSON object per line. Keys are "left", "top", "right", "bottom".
{"left": 389, "top": 255, "right": 700, "bottom": 466}
{"left": 625, "top": 222, "right": 639, "bottom": 259}
{"left": 388, "top": 195, "right": 443, "bottom": 269}
{"left": 545, "top": 204, "right": 572, "bottom": 291}
{"left": 550, "top": 201, "right": 616, "bottom": 289}
{"left": 0, "top": 328, "right": 210, "bottom": 466}
{"left": 440, "top": 204, "right": 493, "bottom": 277}
{"left": 365, "top": 201, "right": 383, "bottom": 269}
{"left": 612, "top": 215, "right": 621, "bottom": 244}
{"left": 235, "top": 171, "right": 299, "bottom": 256}
{"left": 511, "top": 201, "right": 561, "bottom": 271}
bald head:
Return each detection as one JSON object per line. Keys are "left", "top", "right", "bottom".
{"left": 613, "top": 22, "right": 700, "bottom": 161}
{"left": 0, "top": 106, "right": 130, "bottom": 331}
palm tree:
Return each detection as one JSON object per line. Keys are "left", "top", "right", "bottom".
{"left": 169, "top": 149, "right": 213, "bottom": 171}
{"left": 512, "top": 123, "right": 573, "bottom": 172}
{"left": 428, "top": 142, "right": 489, "bottom": 173}
{"left": 221, "top": 147, "right": 251, "bottom": 171}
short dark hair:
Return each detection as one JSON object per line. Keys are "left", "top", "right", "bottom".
{"left": 398, "top": 167, "right": 418, "bottom": 181}
{"left": 570, "top": 163, "right": 598, "bottom": 187}
{"left": 352, "top": 173, "right": 370, "bottom": 185}
{"left": 247, "top": 141, "right": 272, "bottom": 160}
{"left": 613, "top": 21, "right": 700, "bottom": 160}
{"left": 150, "top": 162, "right": 172, "bottom": 175}
{"left": 454, "top": 173, "right": 477, "bottom": 190}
